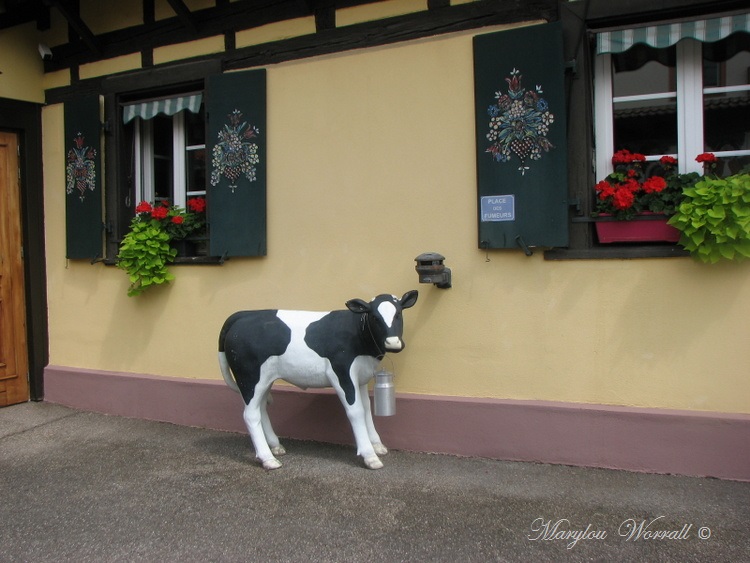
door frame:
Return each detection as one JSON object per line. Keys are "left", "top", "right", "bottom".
{"left": 0, "top": 98, "right": 48, "bottom": 401}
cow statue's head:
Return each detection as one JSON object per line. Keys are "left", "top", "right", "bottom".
{"left": 346, "top": 290, "right": 418, "bottom": 353}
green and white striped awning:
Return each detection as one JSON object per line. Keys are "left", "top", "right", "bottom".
{"left": 597, "top": 13, "right": 750, "bottom": 54}
{"left": 122, "top": 93, "right": 203, "bottom": 123}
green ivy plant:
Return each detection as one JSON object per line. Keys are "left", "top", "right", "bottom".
{"left": 668, "top": 173, "right": 750, "bottom": 263}
{"left": 116, "top": 198, "right": 207, "bottom": 296}
{"left": 117, "top": 219, "right": 177, "bottom": 296}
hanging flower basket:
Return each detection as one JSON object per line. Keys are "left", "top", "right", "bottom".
{"left": 116, "top": 198, "right": 207, "bottom": 296}
{"left": 595, "top": 213, "right": 681, "bottom": 243}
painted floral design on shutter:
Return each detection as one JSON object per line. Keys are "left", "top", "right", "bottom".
{"left": 210, "top": 110, "right": 260, "bottom": 192}
{"left": 65, "top": 133, "right": 97, "bottom": 201}
{"left": 485, "top": 69, "right": 555, "bottom": 175}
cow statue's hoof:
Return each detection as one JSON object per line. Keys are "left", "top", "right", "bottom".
{"left": 271, "top": 445, "right": 287, "bottom": 456}
{"left": 373, "top": 443, "right": 388, "bottom": 456}
{"left": 261, "top": 458, "right": 282, "bottom": 470}
{"left": 363, "top": 455, "right": 384, "bottom": 470}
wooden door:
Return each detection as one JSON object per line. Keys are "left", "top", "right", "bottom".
{"left": 0, "top": 131, "right": 29, "bottom": 406}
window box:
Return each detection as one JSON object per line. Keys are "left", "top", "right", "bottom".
{"left": 594, "top": 213, "right": 681, "bottom": 244}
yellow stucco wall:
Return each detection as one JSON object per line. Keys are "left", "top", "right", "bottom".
{"left": 235, "top": 17, "right": 317, "bottom": 48}
{"left": 82, "top": 2, "right": 143, "bottom": 35}
{"left": 153, "top": 35, "right": 226, "bottom": 65}
{"left": 79, "top": 53, "right": 142, "bottom": 81}
{"left": 337, "top": 0, "right": 428, "bottom": 27}
{"left": 0, "top": 23, "right": 45, "bottom": 103}
{"left": 41, "top": 27, "right": 750, "bottom": 415}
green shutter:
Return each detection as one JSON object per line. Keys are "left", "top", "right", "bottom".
{"left": 474, "top": 22, "right": 568, "bottom": 251}
{"left": 206, "top": 69, "right": 267, "bottom": 257}
{"left": 64, "top": 96, "right": 103, "bottom": 259}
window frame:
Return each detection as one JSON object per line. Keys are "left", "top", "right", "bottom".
{"left": 593, "top": 40, "right": 708, "bottom": 178}
{"left": 102, "top": 63, "right": 267, "bottom": 262}
{"left": 102, "top": 64, "right": 222, "bottom": 264}
{"left": 547, "top": 10, "right": 749, "bottom": 260}
{"left": 131, "top": 107, "right": 207, "bottom": 209}
{"left": 594, "top": 36, "right": 750, "bottom": 179}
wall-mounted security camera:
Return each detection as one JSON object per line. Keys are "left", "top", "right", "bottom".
{"left": 38, "top": 43, "right": 53, "bottom": 61}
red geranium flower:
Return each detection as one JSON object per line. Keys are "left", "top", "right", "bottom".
{"left": 659, "top": 156, "right": 677, "bottom": 166}
{"left": 612, "top": 149, "right": 645, "bottom": 165}
{"left": 171, "top": 215, "right": 184, "bottom": 224}
{"left": 696, "top": 152, "right": 717, "bottom": 163}
{"left": 135, "top": 201, "right": 152, "bottom": 214}
{"left": 642, "top": 176, "right": 667, "bottom": 194}
{"left": 612, "top": 188, "right": 636, "bottom": 210}
{"left": 151, "top": 206, "right": 168, "bottom": 220}
{"left": 187, "top": 197, "right": 206, "bottom": 213}
{"left": 595, "top": 180, "right": 614, "bottom": 199}
{"left": 622, "top": 178, "right": 640, "bottom": 193}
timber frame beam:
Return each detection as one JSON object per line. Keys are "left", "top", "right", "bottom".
{"left": 45, "top": 0, "right": 100, "bottom": 54}
{"left": 44, "top": 0, "right": 559, "bottom": 104}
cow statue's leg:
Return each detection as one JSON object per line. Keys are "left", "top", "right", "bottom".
{"left": 360, "top": 381, "right": 388, "bottom": 456}
{"left": 330, "top": 380, "right": 383, "bottom": 469}
{"left": 260, "top": 389, "right": 285, "bottom": 457}
{"left": 243, "top": 379, "right": 282, "bottom": 470}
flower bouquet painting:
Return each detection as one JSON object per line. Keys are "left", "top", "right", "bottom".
{"left": 210, "top": 109, "right": 260, "bottom": 192}
{"left": 485, "top": 68, "right": 556, "bottom": 175}
{"left": 66, "top": 133, "right": 97, "bottom": 201}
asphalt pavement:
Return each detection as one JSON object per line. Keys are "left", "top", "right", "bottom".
{"left": 1, "top": 401, "right": 749, "bottom": 562}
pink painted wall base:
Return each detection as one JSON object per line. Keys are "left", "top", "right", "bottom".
{"left": 43, "top": 365, "right": 750, "bottom": 481}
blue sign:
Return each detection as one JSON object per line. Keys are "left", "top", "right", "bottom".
{"left": 480, "top": 195, "right": 515, "bottom": 222}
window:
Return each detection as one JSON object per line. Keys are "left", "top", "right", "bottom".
{"left": 95, "top": 68, "right": 267, "bottom": 262}
{"left": 116, "top": 92, "right": 209, "bottom": 258}
{"left": 131, "top": 110, "right": 206, "bottom": 208}
{"left": 123, "top": 92, "right": 206, "bottom": 221}
{"left": 542, "top": 14, "right": 750, "bottom": 259}
{"left": 594, "top": 15, "right": 750, "bottom": 180}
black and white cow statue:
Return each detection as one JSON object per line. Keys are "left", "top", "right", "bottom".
{"left": 218, "top": 290, "right": 418, "bottom": 470}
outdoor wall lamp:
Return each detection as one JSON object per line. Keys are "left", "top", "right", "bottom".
{"left": 414, "top": 252, "right": 452, "bottom": 289}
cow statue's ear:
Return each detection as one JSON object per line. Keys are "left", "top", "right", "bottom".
{"left": 400, "top": 290, "right": 419, "bottom": 309}
{"left": 346, "top": 298, "right": 371, "bottom": 314}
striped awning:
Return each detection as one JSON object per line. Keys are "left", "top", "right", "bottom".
{"left": 122, "top": 93, "right": 203, "bottom": 123}
{"left": 597, "top": 13, "right": 750, "bottom": 54}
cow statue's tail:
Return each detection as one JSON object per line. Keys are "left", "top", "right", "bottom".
{"left": 218, "top": 351, "right": 240, "bottom": 394}
{"left": 218, "top": 317, "right": 242, "bottom": 394}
